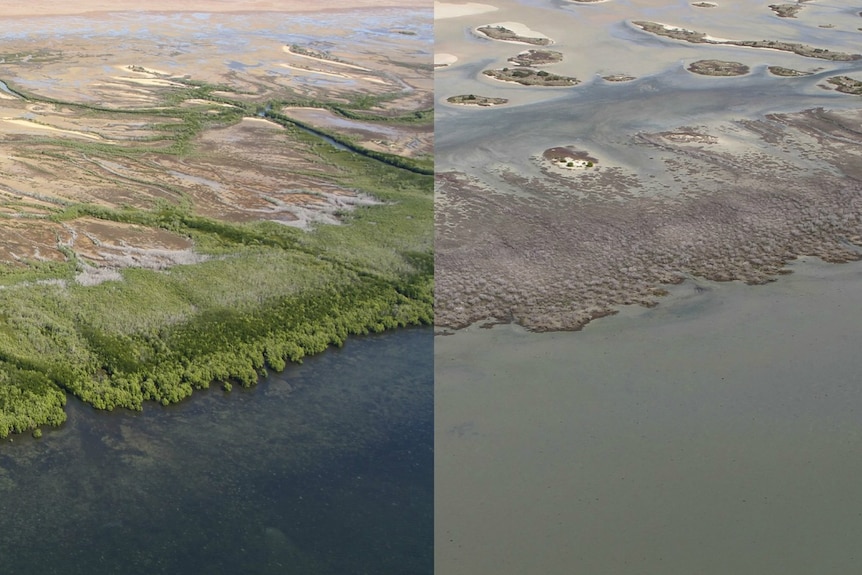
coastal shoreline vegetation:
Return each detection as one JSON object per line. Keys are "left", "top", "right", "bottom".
{"left": 0, "top": 69, "right": 433, "bottom": 438}
{"left": 631, "top": 20, "right": 862, "bottom": 61}
{"left": 446, "top": 94, "right": 508, "bottom": 106}
{"left": 482, "top": 67, "right": 579, "bottom": 86}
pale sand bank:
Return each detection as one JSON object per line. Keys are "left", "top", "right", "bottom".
{"left": 435, "top": 53, "right": 459, "bottom": 67}
{"left": 650, "top": 22, "right": 732, "bottom": 43}
{"left": 278, "top": 63, "right": 350, "bottom": 78}
{"left": 116, "top": 65, "right": 173, "bottom": 77}
{"left": 111, "top": 77, "right": 184, "bottom": 87}
{"left": 435, "top": 2, "right": 499, "bottom": 19}
{"left": 241, "top": 117, "right": 284, "bottom": 129}
{"left": 2, "top": 118, "right": 109, "bottom": 141}
{"left": 0, "top": 0, "right": 429, "bottom": 17}
{"left": 282, "top": 47, "right": 372, "bottom": 72}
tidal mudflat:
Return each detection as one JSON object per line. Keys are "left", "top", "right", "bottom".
{"left": 436, "top": 0, "right": 862, "bottom": 571}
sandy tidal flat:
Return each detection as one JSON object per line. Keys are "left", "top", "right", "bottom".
{"left": 0, "top": 0, "right": 431, "bottom": 17}
{"left": 434, "top": 1, "right": 499, "bottom": 19}
{"left": 435, "top": 53, "right": 459, "bottom": 67}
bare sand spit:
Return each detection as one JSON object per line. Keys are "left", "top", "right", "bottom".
{"left": 282, "top": 46, "right": 372, "bottom": 72}
{"left": 0, "top": 0, "right": 430, "bottom": 17}
{"left": 435, "top": 53, "right": 459, "bottom": 67}
{"left": 1, "top": 118, "right": 110, "bottom": 141}
{"left": 435, "top": 2, "right": 499, "bottom": 19}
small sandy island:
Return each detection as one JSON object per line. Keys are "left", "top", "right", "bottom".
{"left": 475, "top": 22, "right": 553, "bottom": 46}
{"left": 768, "top": 66, "right": 812, "bottom": 77}
{"left": 434, "top": 1, "right": 498, "bottom": 19}
{"left": 541, "top": 146, "right": 599, "bottom": 171}
{"left": 446, "top": 94, "right": 508, "bottom": 106}
{"left": 602, "top": 74, "right": 636, "bottom": 82}
{"left": 435, "top": 53, "right": 459, "bottom": 68}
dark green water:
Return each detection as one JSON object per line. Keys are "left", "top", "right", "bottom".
{"left": 0, "top": 327, "right": 432, "bottom": 575}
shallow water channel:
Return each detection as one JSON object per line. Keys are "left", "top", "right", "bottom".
{"left": 0, "top": 327, "right": 433, "bottom": 575}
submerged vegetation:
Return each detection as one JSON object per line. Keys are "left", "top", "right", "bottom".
{"left": 0, "top": 72, "right": 433, "bottom": 438}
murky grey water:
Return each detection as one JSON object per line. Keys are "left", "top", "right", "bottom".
{"left": 436, "top": 259, "right": 862, "bottom": 574}
{"left": 1, "top": 328, "right": 432, "bottom": 575}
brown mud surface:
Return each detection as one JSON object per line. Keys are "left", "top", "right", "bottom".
{"left": 436, "top": 108, "right": 862, "bottom": 331}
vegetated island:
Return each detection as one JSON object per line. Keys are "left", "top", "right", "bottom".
{"left": 692, "top": 2, "right": 717, "bottom": 7}
{"left": 483, "top": 67, "right": 579, "bottom": 86}
{"left": 826, "top": 76, "right": 862, "bottom": 94}
{"left": 508, "top": 49, "right": 563, "bottom": 66}
{"left": 542, "top": 146, "right": 599, "bottom": 170}
{"left": 446, "top": 94, "right": 508, "bottom": 106}
{"left": 768, "top": 66, "right": 812, "bottom": 77}
{"left": 631, "top": 20, "right": 862, "bottom": 61}
{"left": 476, "top": 25, "right": 552, "bottom": 46}
{"left": 602, "top": 74, "right": 637, "bottom": 82}
{"left": 0, "top": 34, "right": 433, "bottom": 439}
{"left": 286, "top": 44, "right": 347, "bottom": 65}
{"left": 687, "top": 59, "right": 750, "bottom": 76}
{"left": 769, "top": 3, "right": 805, "bottom": 18}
